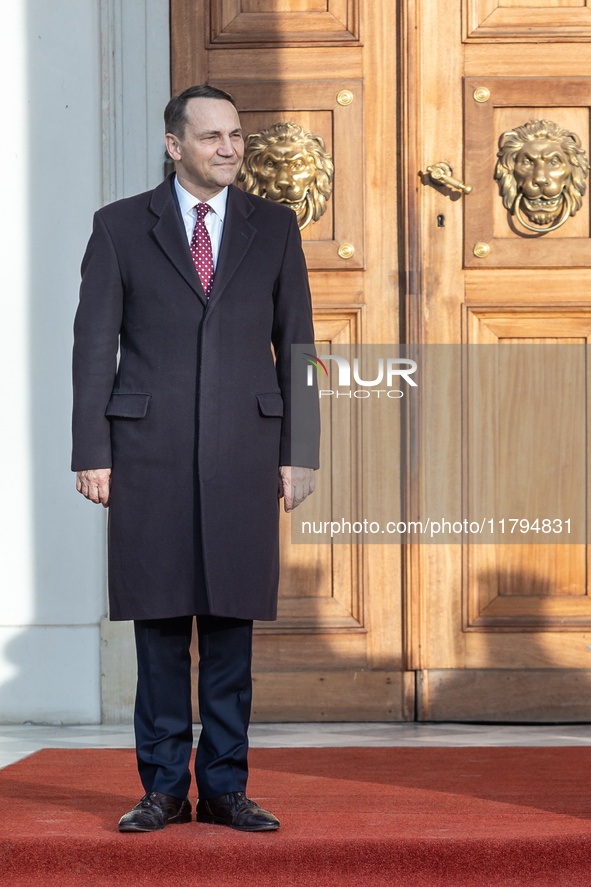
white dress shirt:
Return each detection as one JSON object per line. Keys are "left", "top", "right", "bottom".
{"left": 174, "top": 175, "right": 228, "bottom": 270}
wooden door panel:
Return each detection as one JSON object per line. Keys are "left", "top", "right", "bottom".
{"left": 211, "top": 78, "right": 365, "bottom": 268}
{"left": 464, "top": 0, "right": 591, "bottom": 41}
{"left": 464, "top": 77, "right": 591, "bottom": 267}
{"left": 237, "top": 108, "right": 334, "bottom": 243}
{"left": 417, "top": 668, "right": 591, "bottom": 722}
{"left": 463, "top": 307, "right": 591, "bottom": 630}
{"left": 258, "top": 313, "right": 364, "bottom": 635}
{"left": 465, "top": 269, "right": 591, "bottom": 302}
{"left": 249, "top": 669, "right": 415, "bottom": 721}
{"left": 208, "top": 0, "right": 361, "bottom": 46}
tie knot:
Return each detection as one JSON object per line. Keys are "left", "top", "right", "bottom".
{"left": 195, "top": 202, "right": 211, "bottom": 220}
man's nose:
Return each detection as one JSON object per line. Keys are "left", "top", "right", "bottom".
{"left": 217, "top": 138, "right": 236, "bottom": 156}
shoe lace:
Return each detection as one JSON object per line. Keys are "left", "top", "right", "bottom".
{"left": 234, "top": 792, "right": 260, "bottom": 811}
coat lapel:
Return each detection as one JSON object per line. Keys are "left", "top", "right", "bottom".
{"left": 207, "top": 184, "right": 256, "bottom": 313}
{"left": 148, "top": 177, "right": 257, "bottom": 311}
{"left": 149, "top": 175, "right": 207, "bottom": 306}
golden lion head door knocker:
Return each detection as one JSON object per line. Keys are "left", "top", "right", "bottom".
{"left": 495, "top": 119, "right": 589, "bottom": 233}
{"left": 238, "top": 122, "right": 334, "bottom": 231}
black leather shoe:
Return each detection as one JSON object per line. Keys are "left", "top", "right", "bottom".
{"left": 118, "top": 791, "right": 192, "bottom": 832}
{"left": 197, "top": 791, "right": 280, "bottom": 831}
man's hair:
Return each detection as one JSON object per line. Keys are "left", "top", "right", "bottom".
{"left": 164, "top": 85, "right": 237, "bottom": 139}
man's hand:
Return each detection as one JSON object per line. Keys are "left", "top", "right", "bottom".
{"left": 278, "top": 466, "right": 315, "bottom": 513}
{"left": 76, "top": 468, "right": 112, "bottom": 508}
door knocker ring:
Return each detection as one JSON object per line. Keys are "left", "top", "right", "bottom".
{"left": 513, "top": 191, "right": 572, "bottom": 234}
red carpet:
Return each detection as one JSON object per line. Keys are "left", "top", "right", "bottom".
{"left": 0, "top": 747, "right": 591, "bottom": 886}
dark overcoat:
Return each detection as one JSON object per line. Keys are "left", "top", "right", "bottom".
{"left": 72, "top": 175, "right": 319, "bottom": 621}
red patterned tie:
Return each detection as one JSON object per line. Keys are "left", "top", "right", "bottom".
{"left": 190, "top": 203, "right": 214, "bottom": 298}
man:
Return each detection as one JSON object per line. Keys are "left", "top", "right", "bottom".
{"left": 72, "top": 84, "right": 319, "bottom": 833}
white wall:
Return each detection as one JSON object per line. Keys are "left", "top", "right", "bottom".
{"left": 0, "top": 0, "right": 169, "bottom": 723}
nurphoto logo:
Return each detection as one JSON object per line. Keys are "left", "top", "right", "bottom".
{"left": 304, "top": 354, "right": 418, "bottom": 399}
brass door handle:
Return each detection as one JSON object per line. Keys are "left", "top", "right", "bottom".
{"left": 427, "top": 162, "right": 472, "bottom": 194}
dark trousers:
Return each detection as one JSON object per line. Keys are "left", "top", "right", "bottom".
{"left": 133, "top": 614, "right": 253, "bottom": 801}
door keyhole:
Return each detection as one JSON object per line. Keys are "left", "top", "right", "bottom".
{"left": 437, "top": 214, "right": 445, "bottom": 227}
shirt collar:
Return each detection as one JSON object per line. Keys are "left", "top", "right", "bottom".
{"left": 174, "top": 175, "right": 228, "bottom": 221}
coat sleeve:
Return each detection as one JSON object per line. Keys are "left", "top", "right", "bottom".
{"left": 71, "top": 212, "right": 123, "bottom": 471}
{"left": 271, "top": 211, "right": 320, "bottom": 470}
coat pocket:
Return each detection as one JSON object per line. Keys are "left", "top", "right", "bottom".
{"left": 105, "top": 392, "right": 151, "bottom": 419}
{"left": 256, "top": 391, "right": 284, "bottom": 417}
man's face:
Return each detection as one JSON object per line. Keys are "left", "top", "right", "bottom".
{"left": 166, "top": 98, "right": 244, "bottom": 197}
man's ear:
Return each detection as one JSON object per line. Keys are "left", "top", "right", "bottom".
{"left": 165, "top": 133, "right": 182, "bottom": 162}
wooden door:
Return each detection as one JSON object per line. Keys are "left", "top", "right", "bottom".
{"left": 171, "top": 1, "right": 413, "bottom": 720}
{"left": 404, "top": 0, "right": 591, "bottom": 719}
{"left": 171, "top": 0, "right": 591, "bottom": 723}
